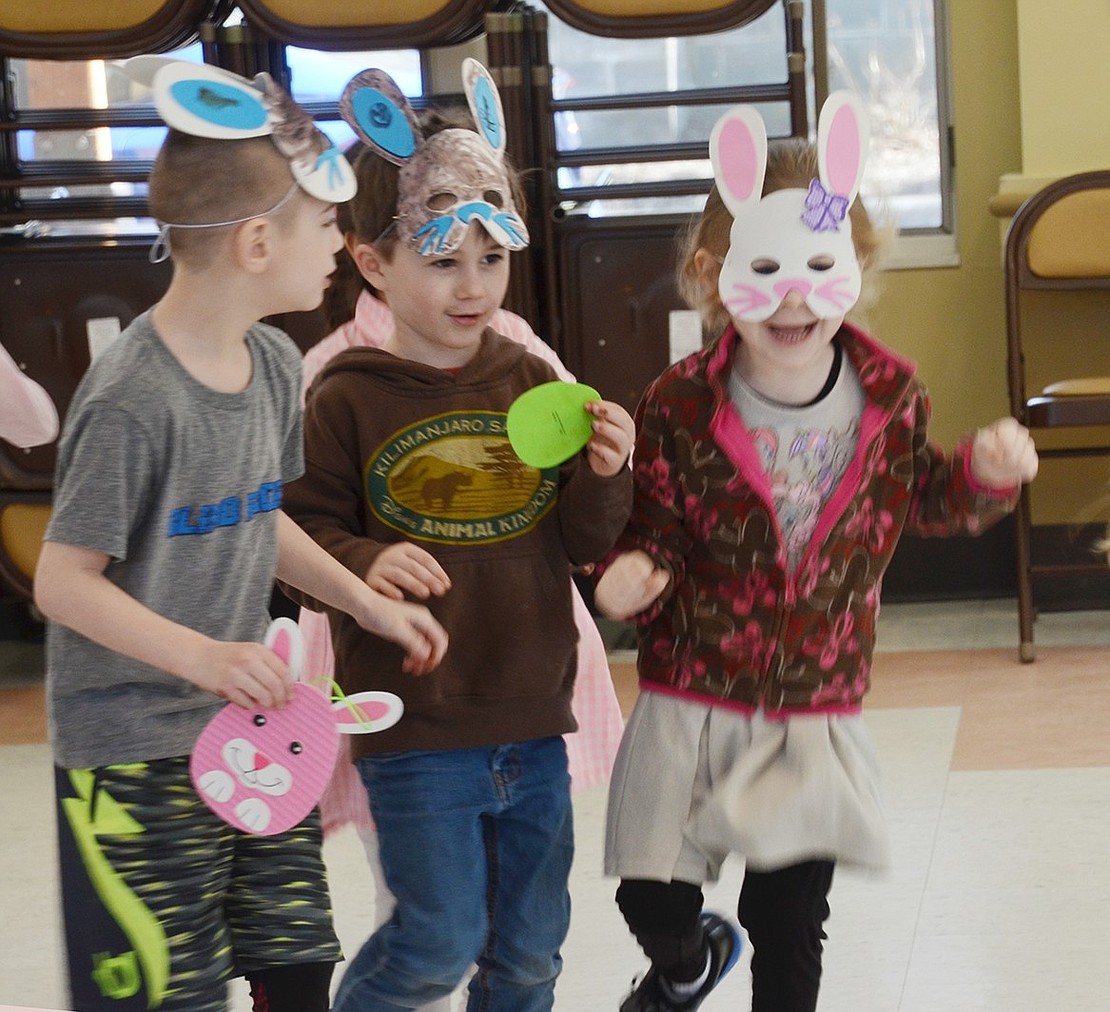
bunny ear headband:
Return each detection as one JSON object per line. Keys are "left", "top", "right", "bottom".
{"left": 338, "top": 57, "right": 529, "bottom": 255}
{"left": 124, "top": 56, "right": 356, "bottom": 254}
{"left": 709, "top": 90, "right": 870, "bottom": 322}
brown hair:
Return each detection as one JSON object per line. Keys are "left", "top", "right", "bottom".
{"left": 148, "top": 130, "right": 308, "bottom": 269}
{"left": 320, "top": 139, "right": 401, "bottom": 330}
{"left": 676, "top": 137, "right": 888, "bottom": 339}
{"left": 321, "top": 106, "right": 528, "bottom": 332}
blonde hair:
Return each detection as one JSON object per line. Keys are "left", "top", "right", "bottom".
{"left": 677, "top": 137, "right": 888, "bottom": 339}
{"left": 148, "top": 131, "right": 308, "bottom": 268}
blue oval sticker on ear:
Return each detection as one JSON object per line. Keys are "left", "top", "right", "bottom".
{"left": 471, "top": 76, "right": 503, "bottom": 151}
{"left": 169, "top": 79, "right": 268, "bottom": 131}
{"left": 352, "top": 87, "right": 416, "bottom": 160}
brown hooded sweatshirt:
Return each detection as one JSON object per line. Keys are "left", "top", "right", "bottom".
{"left": 283, "top": 329, "right": 632, "bottom": 757}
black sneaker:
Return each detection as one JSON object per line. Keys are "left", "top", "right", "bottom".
{"left": 619, "top": 912, "right": 741, "bottom": 1011}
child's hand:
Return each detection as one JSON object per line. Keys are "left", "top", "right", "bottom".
{"left": 367, "top": 542, "right": 451, "bottom": 601}
{"left": 594, "top": 550, "right": 670, "bottom": 621}
{"left": 585, "top": 400, "right": 635, "bottom": 477}
{"left": 193, "top": 640, "right": 295, "bottom": 710}
{"left": 971, "top": 417, "right": 1039, "bottom": 488}
{"left": 355, "top": 594, "right": 449, "bottom": 676}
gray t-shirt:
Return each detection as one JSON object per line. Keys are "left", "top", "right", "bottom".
{"left": 729, "top": 349, "right": 865, "bottom": 571}
{"left": 45, "top": 310, "right": 304, "bottom": 768}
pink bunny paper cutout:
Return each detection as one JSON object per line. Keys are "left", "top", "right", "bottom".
{"left": 191, "top": 619, "right": 340, "bottom": 835}
{"left": 190, "top": 619, "right": 403, "bottom": 835}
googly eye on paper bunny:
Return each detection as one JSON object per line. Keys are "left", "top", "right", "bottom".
{"left": 709, "top": 90, "right": 869, "bottom": 324}
{"left": 339, "top": 57, "right": 529, "bottom": 255}
{"left": 122, "top": 56, "right": 356, "bottom": 204}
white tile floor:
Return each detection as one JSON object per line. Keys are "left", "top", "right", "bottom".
{"left": 2, "top": 599, "right": 1109, "bottom": 1011}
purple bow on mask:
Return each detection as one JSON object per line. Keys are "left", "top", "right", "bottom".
{"left": 801, "top": 178, "right": 850, "bottom": 233}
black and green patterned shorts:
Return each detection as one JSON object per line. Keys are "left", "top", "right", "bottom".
{"left": 54, "top": 758, "right": 342, "bottom": 1011}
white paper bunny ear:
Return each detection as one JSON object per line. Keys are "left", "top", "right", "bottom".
{"left": 332, "top": 690, "right": 405, "bottom": 735}
{"left": 339, "top": 68, "right": 422, "bottom": 167}
{"left": 264, "top": 616, "right": 306, "bottom": 681}
{"left": 799, "top": 90, "right": 868, "bottom": 235}
{"left": 142, "top": 59, "right": 273, "bottom": 139}
{"left": 709, "top": 104, "right": 768, "bottom": 219}
{"left": 817, "top": 90, "right": 869, "bottom": 206}
{"left": 462, "top": 58, "right": 507, "bottom": 159}
{"left": 124, "top": 56, "right": 356, "bottom": 204}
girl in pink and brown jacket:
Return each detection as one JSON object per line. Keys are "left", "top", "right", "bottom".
{"left": 595, "top": 94, "right": 1038, "bottom": 1012}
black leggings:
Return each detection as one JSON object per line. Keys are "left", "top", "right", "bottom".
{"left": 246, "top": 961, "right": 334, "bottom": 1012}
{"left": 616, "top": 859, "right": 834, "bottom": 1012}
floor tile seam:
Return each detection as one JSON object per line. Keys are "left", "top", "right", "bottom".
{"left": 895, "top": 704, "right": 961, "bottom": 1012}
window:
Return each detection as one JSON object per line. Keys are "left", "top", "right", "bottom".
{"left": 0, "top": 38, "right": 420, "bottom": 236}
{"left": 1, "top": 45, "right": 202, "bottom": 235}
{"left": 538, "top": 0, "right": 796, "bottom": 218}
{"left": 284, "top": 46, "right": 421, "bottom": 151}
{"left": 537, "top": 0, "right": 954, "bottom": 266}
{"left": 821, "top": 0, "right": 955, "bottom": 266}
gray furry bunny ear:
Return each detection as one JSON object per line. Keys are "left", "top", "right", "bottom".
{"left": 339, "top": 69, "right": 422, "bottom": 167}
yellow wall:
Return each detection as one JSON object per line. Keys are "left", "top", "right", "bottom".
{"left": 863, "top": 0, "right": 1020, "bottom": 448}
{"left": 1016, "top": 0, "right": 1110, "bottom": 176}
{"left": 1009, "top": 0, "right": 1110, "bottom": 522}
{"left": 862, "top": 0, "right": 1110, "bottom": 526}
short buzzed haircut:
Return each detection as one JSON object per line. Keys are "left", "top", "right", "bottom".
{"left": 147, "top": 131, "right": 298, "bottom": 268}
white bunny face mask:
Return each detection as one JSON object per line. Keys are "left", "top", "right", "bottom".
{"left": 710, "top": 91, "right": 869, "bottom": 324}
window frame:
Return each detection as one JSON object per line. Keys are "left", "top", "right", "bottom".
{"left": 0, "top": 35, "right": 425, "bottom": 234}
{"left": 813, "top": 0, "right": 956, "bottom": 270}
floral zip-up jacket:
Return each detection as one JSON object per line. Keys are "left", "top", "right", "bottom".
{"left": 608, "top": 322, "right": 1017, "bottom": 715}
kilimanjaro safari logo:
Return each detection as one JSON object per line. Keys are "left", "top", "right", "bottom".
{"left": 366, "top": 410, "right": 557, "bottom": 545}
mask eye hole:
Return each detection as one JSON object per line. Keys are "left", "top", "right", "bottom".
{"left": 807, "top": 254, "right": 835, "bottom": 271}
{"left": 751, "top": 258, "right": 780, "bottom": 275}
{"left": 483, "top": 189, "right": 505, "bottom": 209}
{"left": 426, "top": 191, "right": 456, "bottom": 211}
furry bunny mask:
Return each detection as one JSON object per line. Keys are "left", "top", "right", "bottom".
{"left": 710, "top": 91, "right": 869, "bottom": 323}
{"left": 340, "top": 58, "right": 528, "bottom": 255}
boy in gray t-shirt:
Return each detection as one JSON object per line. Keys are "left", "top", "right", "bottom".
{"left": 34, "top": 60, "right": 446, "bottom": 1012}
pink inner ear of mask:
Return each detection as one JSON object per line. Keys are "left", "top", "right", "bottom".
{"left": 720, "top": 119, "right": 761, "bottom": 202}
{"left": 271, "top": 629, "right": 291, "bottom": 664}
{"left": 337, "top": 701, "right": 391, "bottom": 724}
{"left": 825, "top": 106, "right": 861, "bottom": 196}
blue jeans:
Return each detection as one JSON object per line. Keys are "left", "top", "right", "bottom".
{"left": 333, "top": 737, "right": 573, "bottom": 1012}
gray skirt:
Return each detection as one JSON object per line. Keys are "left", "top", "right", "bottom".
{"left": 605, "top": 691, "right": 891, "bottom": 884}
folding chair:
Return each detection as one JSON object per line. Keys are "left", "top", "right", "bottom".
{"left": 1004, "top": 170, "right": 1110, "bottom": 661}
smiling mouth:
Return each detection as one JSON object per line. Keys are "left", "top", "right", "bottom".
{"left": 769, "top": 323, "right": 816, "bottom": 344}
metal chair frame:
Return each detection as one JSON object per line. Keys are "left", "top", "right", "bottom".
{"left": 1004, "top": 169, "right": 1110, "bottom": 661}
